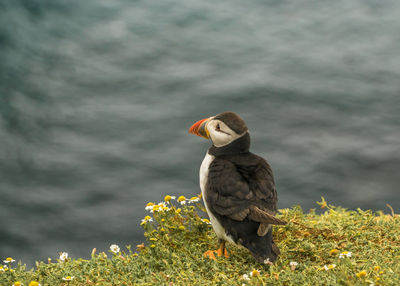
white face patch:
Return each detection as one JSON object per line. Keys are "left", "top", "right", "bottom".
{"left": 206, "top": 119, "right": 247, "bottom": 147}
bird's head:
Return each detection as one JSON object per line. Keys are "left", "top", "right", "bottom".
{"left": 189, "top": 112, "right": 248, "bottom": 147}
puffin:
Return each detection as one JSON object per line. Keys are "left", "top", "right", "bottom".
{"left": 189, "top": 111, "right": 286, "bottom": 263}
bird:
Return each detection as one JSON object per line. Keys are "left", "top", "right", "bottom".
{"left": 188, "top": 111, "right": 286, "bottom": 264}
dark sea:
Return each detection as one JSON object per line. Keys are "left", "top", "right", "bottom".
{"left": 1, "top": 0, "right": 400, "bottom": 267}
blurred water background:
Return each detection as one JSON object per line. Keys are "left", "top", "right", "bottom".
{"left": 1, "top": 0, "right": 400, "bottom": 267}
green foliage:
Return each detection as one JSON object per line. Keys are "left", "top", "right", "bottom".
{"left": 1, "top": 196, "right": 399, "bottom": 285}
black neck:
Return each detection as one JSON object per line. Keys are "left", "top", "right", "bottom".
{"left": 208, "top": 132, "right": 250, "bottom": 156}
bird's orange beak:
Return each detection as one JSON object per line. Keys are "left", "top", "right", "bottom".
{"left": 189, "top": 117, "right": 211, "bottom": 139}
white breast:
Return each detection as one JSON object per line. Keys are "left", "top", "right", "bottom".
{"left": 200, "top": 152, "right": 234, "bottom": 243}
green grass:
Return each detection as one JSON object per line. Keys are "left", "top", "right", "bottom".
{"left": 1, "top": 196, "right": 399, "bottom": 286}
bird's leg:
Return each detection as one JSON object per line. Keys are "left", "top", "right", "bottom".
{"left": 203, "top": 239, "right": 229, "bottom": 260}
{"left": 216, "top": 239, "right": 229, "bottom": 258}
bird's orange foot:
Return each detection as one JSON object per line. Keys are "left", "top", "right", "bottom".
{"left": 203, "top": 250, "right": 216, "bottom": 260}
{"left": 203, "top": 248, "right": 229, "bottom": 260}
{"left": 216, "top": 247, "right": 229, "bottom": 258}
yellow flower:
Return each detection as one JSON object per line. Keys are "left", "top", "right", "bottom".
{"left": 356, "top": 270, "right": 367, "bottom": 278}
{"left": 177, "top": 196, "right": 187, "bottom": 204}
{"left": 339, "top": 251, "right": 352, "bottom": 258}
{"left": 149, "top": 238, "right": 157, "bottom": 241}
{"left": 323, "top": 264, "right": 336, "bottom": 271}
{"left": 329, "top": 249, "right": 339, "bottom": 255}
{"left": 250, "top": 269, "right": 260, "bottom": 277}
{"left": 161, "top": 218, "right": 165, "bottom": 222}
{"left": 141, "top": 216, "right": 153, "bottom": 225}
{"left": 188, "top": 196, "right": 200, "bottom": 203}
{"left": 150, "top": 244, "right": 156, "bottom": 248}
{"left": 178, "top": 226, "right": 185, "bottom": 230}
{"left": 374, "top": 266, "right": 381, "bottom": 271}
{"left": 62, "top": 276, "right": 74, "bottom": 281}
{"left": 13, "top": 282, "right": 22, "bottom": 286}
{"left": 164, "top": 195, "right": 176, "bottom": 202}
{"left": 145, "top": 202, "right": 155, "bottom": 211}
{"left": 160, "top": 228, "right": 166, "bottom": 232}
{"left": 29, "top": 282, "right": 41, "bottom": 286}
{"left": 202, "top": 218, "right": 211, "bottom": 225}
{"left": 3, "top": 257, "right": 15, "bottom": 263}
{"left": 176, "top": 208, "right": 182, "bottom": 214}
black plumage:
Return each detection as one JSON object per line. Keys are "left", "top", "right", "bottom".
{"left": 205, "top": 132, "right": 285, "bottom": 263}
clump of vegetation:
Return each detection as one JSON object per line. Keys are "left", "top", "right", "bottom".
{"left": 1, "top": 196, "right": 399, "bottom": 285}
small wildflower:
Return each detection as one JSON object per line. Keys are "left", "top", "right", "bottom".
{"left": 160, "top": 228, "right": 166, "bottom": 232}
{"left": 62, "top": 276, "right": 74, "bottom": 281}
{"left": 0, "top": 265, "right": 5, "bottom": 272}
{"left": 3, "top": 257, "right": 15, "bottom": 263}
{"left": 28, "top": 282, "right": 41, "bottom": 286}
{"left": 250, "top": 269, "right": 260, "bottom": 277}
{"left": 141, "top": 216, "right": 153, "bottom": 225}
{"left": 145, "top": 202, "right": 155, "bottom": 211}
{"left": 177, "top": 196, "right": 187, "bottom": 205}
{"left": 373, "top": 266, "right": 381, "bottom": 271}
{"left": 150, "top": 244, "right": 156, "bottom": 248}
{"left": 290, "top": 261, "right": 298, "bottom": 270}
{"left": 164, "top": 195, "right": 176, "bottom": 202}
{"left": 242, "top": 274, "right": 250, "bottom": 280}
{"left": 324, "top": 264, "right": 336, "bottom": 271}
{"left": 176, "top": 208, "right": 182, "bottom": 214}
{"left": 178, "top": 225, "right": 185, "bottom": 230}
{"left": 188, "top": 196, "right": 200, "bottom": 203}
{"left": 339, "top": 251, "right": 352, "bottom": 258}
{"left": 329, "top": 249, "right": 339, "bottom": 255}
{"left": 13, "top": 282, "right": 23, "bottom": 286}
{"left": 59, "top": 252, "right": 68, "bottom": 262}
{"left": 202, "top": 218, "right": 211, "bottom": 225}
{"left": 356, "top": 270, "right": 367, "bottom": 278}
{"left": 110, "top": 244, "right": 120, "bottom": 254}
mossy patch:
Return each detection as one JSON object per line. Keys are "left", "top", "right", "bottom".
{"left": 1, "top": 196, "right": 399, "bottom": 285}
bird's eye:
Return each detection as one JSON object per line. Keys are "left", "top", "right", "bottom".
{"left": 216, "top": 124, "right": 220, "bottom": 131}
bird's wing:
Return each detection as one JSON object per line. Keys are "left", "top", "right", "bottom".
{"left": 206, "top": 157, "right": 287, "bottom": 227}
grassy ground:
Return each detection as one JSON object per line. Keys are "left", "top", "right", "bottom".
{"left": 1, "top": 196, "right": 399, "bottom": 286}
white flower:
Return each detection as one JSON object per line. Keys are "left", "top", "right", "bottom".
{"left": 0, "top": 265, "right": 6, "bottom": 272}
{"left": 59, "top": 252, "right": 68, "bottom": 262}
{"left": 242, "top": 274, "right": 250, "bottom": 280}
{"left": 145, "top": 205, "right": 154, "bottom": 211}
{"left": 290, "top": 261, "right": 298, "bottom": 270}
{"left": 339, "top": 251, "right": 352, "bottom": 259}
{"left": 62, "top": 276, "right": 75, "bottom": 281}
{"left": 3, "top": 257, "right": 15, "bottom": 263}
{"left": 324, "top": 264, "right": 336, "bottom": 271}
{"left": 110, "top": 244, "right": 120, "bottom": 254}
